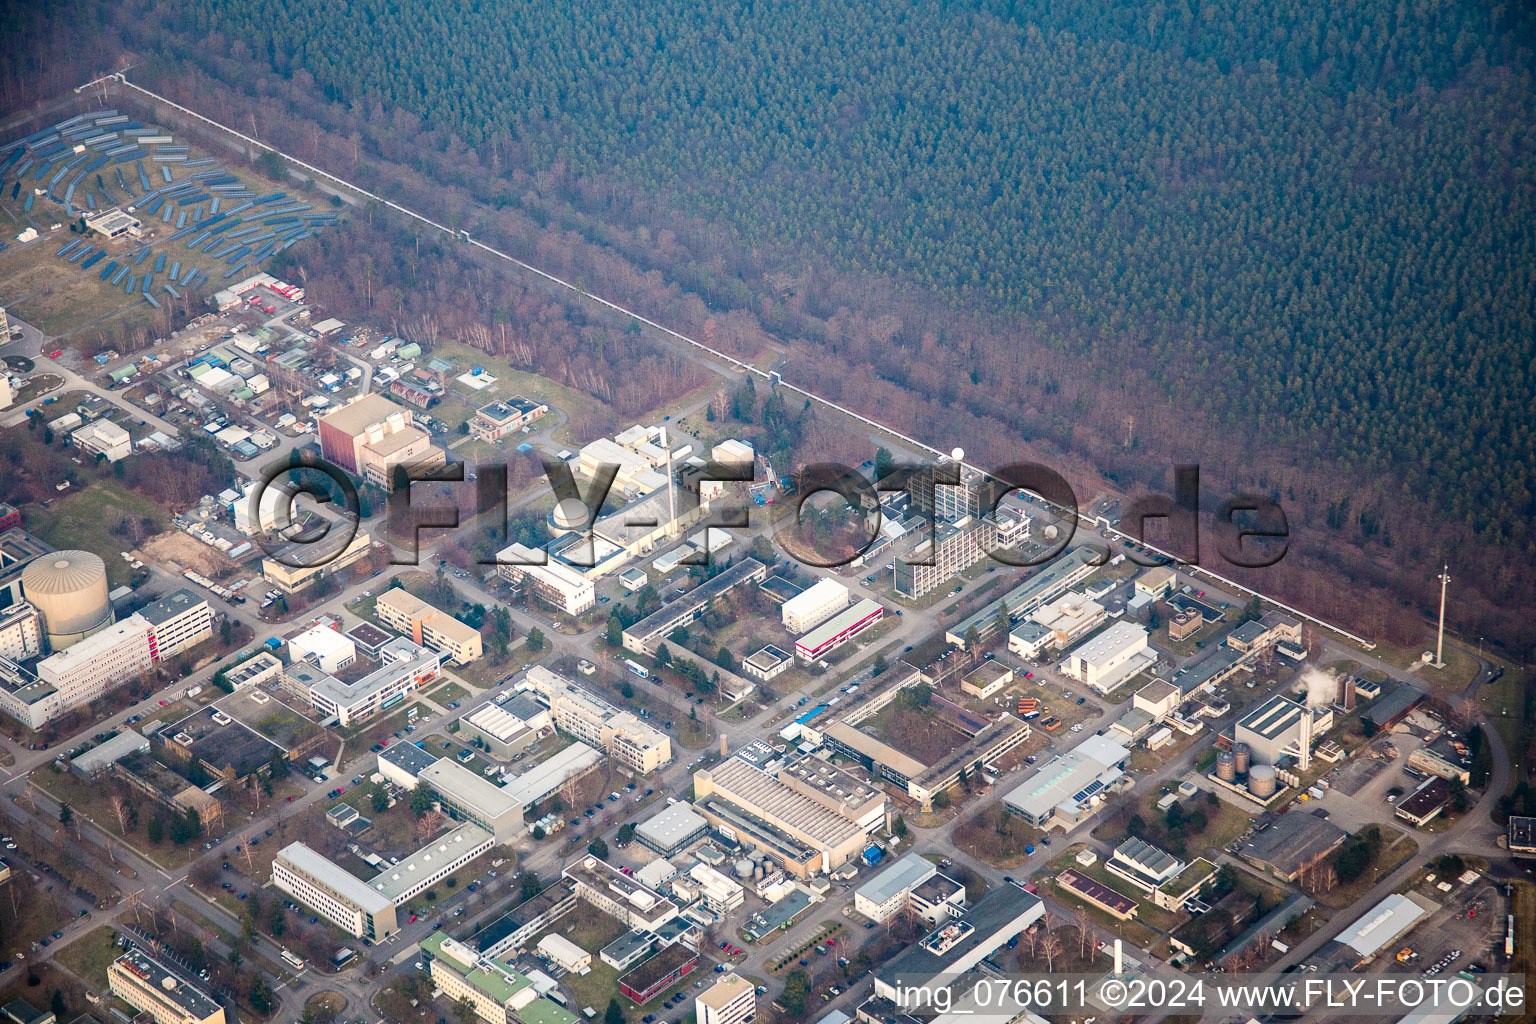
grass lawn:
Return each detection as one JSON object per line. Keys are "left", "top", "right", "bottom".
{"left": 423, "top": 680, "right": 471, "bottom": 706}
{"left": 677, "top": 715, "right": 715, "bottom": 750}
{"left": 528, "top": 904, "right": 628, "bottom": 1007}
{"left": 55, "top": 925, "right": 123, "bottom": 989}
{"left": 28, "top": 480, "right": 169, "bottom": 587}
{"left": 455, "top": 643, "right": 546, "bottom": 688}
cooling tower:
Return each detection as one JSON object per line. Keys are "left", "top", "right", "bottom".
{"left": 1233, "top": 742, "right": 1251, "bottom": 775}
{"left": 1216, "top": 748, "right": 1236, "bottom": 782}
{"left": 1249, "top": 763, "right": 1278, "bottom": 798}
{"left": 21, "top": 549, "right": 113, "bottom": 651}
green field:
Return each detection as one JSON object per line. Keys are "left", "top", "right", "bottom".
{"left": 25, "top": 480, "right": 167, "bottom": 586}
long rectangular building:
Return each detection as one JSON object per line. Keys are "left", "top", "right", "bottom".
{"left": 795, "top": 598, "right": 883, "bottom": 661}
{"left": 623, "top": 559, "right": 767, "bottom": 654}
{"left": 1001, "top": 733, "right": 1129, "bottom": 828}
{"left": 272, "top": 842, "right": 400, "bottom": 940}
{"left": 108, "top": 948, "right": 226, "bottom": 1024}
{"left": 376, "top": 588, "right": 483, "bottom": 664}
{"left": 283, "top": 636, "right": 442, "bottom": 726}
{"left": 497, "top": 543, "right": 597, "bottom": 615}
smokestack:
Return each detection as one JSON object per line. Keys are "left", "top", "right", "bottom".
{"left": 719, "top": 734, "right": 728, "bottom": 757}
{"left": 663, "top": 425, "right": 678, "bottom": 537}
{"left": 1298, "top": 699, "right": 1313, "bottom": 772}
{"left": 1114, "top": 939, "right": 1123, "bottom": 976}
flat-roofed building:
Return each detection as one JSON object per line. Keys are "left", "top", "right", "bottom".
{"left": 743, "top": 645, "right": 791, "bottom": 682}
{"left": 946, "top": 547, "right": 1100, "bottom": 647}
{"left": 283, "top": 636, "right": 441, "bottom": 726}
{"left": 273, "top": 842, "right": 401, "bottom": 939}
{"left": 1234, "top": 694, "right": 1332, "bottom": 766}
{"left": 421, "top": 931, "right": 538, "bottom": 1024}
{"left": 618, "top": 944, "right": 699, "bottom": 1004}
{"left": 0, "top": 603, "right": 42, "bottom": 662}
{"left": 636, "top": 802, "right": 709, "bottom": 856}
{"left": 1396, "top": 776, "right": 1452, "bottom": 828}
{"left": 1056, "top": 868, "right": 1138, "bottom": 920}
{"left": 894, "top": 517, "right": 995, "bottom": 599}
{"left": 623, "top": 559, "right": 767, "bottom": 654}
{"left": 692, "top": 753, "right": 881, "bottom": 876}
{"left": 473, "top": 879, "right": 580, "bottom": 959}
{"left": 795, "top": 599, "right": 883, "bottom": 662}
{"left": 696, "top": 974, "right": 755, "bottom": 1024}
{"left": 1030, "top": 592, "right": 1106, "bottom": 649}
{"left": 537, "top": 932, "right": 592, "bottom": 974}
{"left": 1239, "top": 815, "right": 1348, "bottom": 882}
{"left": 87, "top": 208, "right": 142, "bottom": 240}
{"left": 1134, "top": 567, "right": 1178, "bottom": 600}
{"left": 873, "top": 888, "right": 1045, "bottom": 1004}
{"left": 1001, "top": 733, "right": 1129, "bottom": 828}
{"left": 317, "top": 393, "right": 445, "bottom": 491}
{"left": 376, "top": 588, "right": 483, "bottom": 664}
{"left": 418, "top": 758, "right": 531, "bottom": 843}
{"left": 523, "top": 666, "right": 670, "bottom": 773}
{"left": 781, "top": 579, "right": 850, "bottom": 634}
{"left": 21, "top": 614, "right": 156, "bottom": 727}
{"left": 260, "top": 515, "right": 373, "bottom": 593}
{"left": 1061, "top": 620, "right": 1156, "bottom": 694}
{"left": 854, "top": 852, "right": 943, "bottom": 924}
{"left": 70, "top": 728, "right": 149, "bottom": 780}
{"left": 679, "top": 862, "right": 745, "bottom": 913}
{"left": 369, "top": 822, "right": 495, "bottom": 905}
{"left": 460, "top": 703, "right": 540, "bottom": 759}
{"left": 565, "top": 855, "right": 679, "bottom": 932}
{"left": 497, "top": 543, "right": 597, "bottom": 615}
{"left": 1407, "top": 735, "right": 1472, "bottom": 784}
{"left": 72, "top": 418, "right": 132, "bottom": 462}
{"left": 470, "top": 397, "right": 550, "bottom": 442}
{"left": 1133, "top": 678, "right": 1182, "bottom": 719}
{"left": 961, "top": 662, "right": 1013, "bottom": 699}
{"left": 289, "top": 623, "right": 357, "bottom": 672}
{"left": 138, "top": 588, "right": 214, "bottom": 662}
{"left": 108, "top": 948, "right": 224, "bottom": 1024}
{"left": 377, "top": 741, "right": 439, "bottom": 789}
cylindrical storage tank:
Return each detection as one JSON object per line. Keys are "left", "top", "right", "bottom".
{"left": 22, "top": 550, "right": 113, "bottom": 651}
{"left": 734, "top": 858, "right": 754, "bottom": 878}
{"left": 1249, "top": 763, "right": 1277, "bottom": 798}
{"left": 1233, "top": 742, "right": 1251, "bottom": 775}
{"left": 1216, "top": 748, "right": 1237, "bottom": 782}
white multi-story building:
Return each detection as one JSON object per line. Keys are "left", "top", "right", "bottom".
{"left": 696, "top": 974, "right": 755, "bottom": 1024}
{"left": 35, "top": 614, "right": 155, "bottom": 708}
{"left": 1029, "top": 592, "right": 1107, "bottom": 649}
{"left": 780, "top": 578, "right": 850, "bottom": 634}
{"left": 523, "top": 665, "right": 671, "bottom": 773}
{"left": 283, "top": 636, "right": 440, "bottom": 726}
{"left": 108, "top": 948, "right": 225, "bottom": 1024}
{"left": 272, "top": 842, "right": 400, "bottom": 940}
{"left": 138, "top": 589, "right": 214, "bottom": 662}
{"left": 1061, "top": 621, "right": 1156, "bottom": 694}
{"left": 0, "top": 603, "right": 42, "bottom": 661}
{"left": 72, "top": 419, "right": 132, "bottom": 462}
{"left": 497, "top": 543, "right": 597, "bottom": 615}
{"left": 288, "top": 624, "right": 357, "bottom": 672}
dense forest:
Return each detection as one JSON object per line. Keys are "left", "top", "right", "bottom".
{"left": 6, "top": 0, "right": 1536, "bottom": 651}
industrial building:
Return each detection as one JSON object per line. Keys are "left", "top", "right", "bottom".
{"left": 873, "top": 888, "right": 1045, "bottom": 1004}
{"left": 1238, "top": 814, "right": 1348, "bottom": 882}
{"left": 565, "top": 855, "right": 681, "bottom": 932}
{"left": 795, "top": 598, "right": 883, "bottom": 661}
{"left": 496, "top": 543, "right": 598, "bottom": 615}
{"left": 677, "top": 862, "right": 746, "bottom": 913}
{"left": 20, "top": 549, "right": 114, "bottom": 650}
{"left": 691, "top": 751, "right": 884, "bottom": 877}
{"left": 1406, "top": 735, "right": 1473, "bottom": 784}
{"left": 459, "top": 701, "right": 545, "bottom": 759}
{"left": 283, "top": 636, "right": 442, "bottom": 726}
{"left": 523, "top": 666, "right": 671, "bottom": 773}
{"left": 1396, "top": 776, "right": 1453, "bottom": 828}
{"left": 696, "top": 974, "right": 755, "bottom": 1024}
{"left": 1234, "top": 694, "right": 1332, "bottom": 767}
{"left": 1333, "top": 893, "right": 1432, "bottom": 958}
{"left": 1001, "top": 733, "right": 1129, "bottom": 828}
{"left": 407, "top": 743, "right": 602, "bottom": 842}
{"left": 635, "top": 802, "right": 710, "bottom": 856}
{"left": 781, "top": 578, "right": 851, "bottom": 634}
{"left": 108, "top": 948, "right": 225, "bottom": 1024}
{"left": 260, "top": 515, "right": 372, "bottom": 592}
{"left": 317, "top": 393, "right": 446, "bottom": 491}
{"left": 623, "top": 559, "right": 767, "bottom": 654}
{"left": 376, "top": 588, "right": 483, "bottom": 664}
{"left": 1061, "top": 620, "right": 1156, "bottom": 694}
{"left": 853, "top": 852, "right": 966, "bottom": 925}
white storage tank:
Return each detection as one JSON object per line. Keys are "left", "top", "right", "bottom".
{"left": 22, "top": 549, "right": 113, "bottom": 650}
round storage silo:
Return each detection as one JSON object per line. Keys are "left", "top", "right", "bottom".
{"left": 734, "top": 858, "right": 755, "bottom": 878}
{"left": 21, "top": 550, "right": 113, "bottom": 651}
{"left": 1233, "top": 742, "right": 1251, "bottom": 775}
{"left": 1216, "top": 748, "right": 1237, "bottom": 782}
{"left": 549, "top": 497, "right": 590, "bottom": 535}
{"left": 1249, "top": 763, "right": 1277, "bottom": 798}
